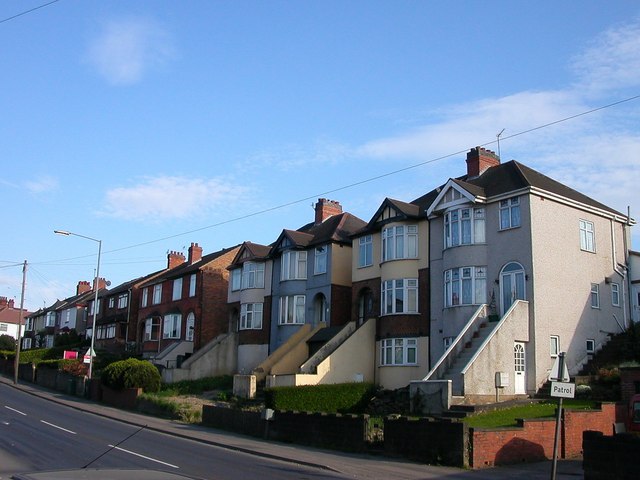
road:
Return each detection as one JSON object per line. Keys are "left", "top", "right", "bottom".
{"left": 0, "top": 383, "right": 346, "bottom": 479}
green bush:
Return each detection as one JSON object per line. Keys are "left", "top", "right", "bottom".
{"left": 264, "top": 382, "right": 377, "bottom": 414}
{"left": 101, "top": 358, "right": 161, "bottom": 393}
{"left": 0, "top": 334, "right": 15, "bottom": 350}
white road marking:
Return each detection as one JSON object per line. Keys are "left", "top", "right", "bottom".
{"left": 108, "top": 445, "right": 180, "bottom": 469}
{"left": 4, "top": 406, "right": 27, "bottom": 415}
{"left": 40, "top": 420, "right": 76, "bottom": 434}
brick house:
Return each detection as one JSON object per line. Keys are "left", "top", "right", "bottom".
{"left": 137, "top": 243, "right": 240, "bottom": 368}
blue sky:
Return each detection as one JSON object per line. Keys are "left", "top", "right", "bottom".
{"left": 1, "top": 1, "right": 639, "bottom": 311}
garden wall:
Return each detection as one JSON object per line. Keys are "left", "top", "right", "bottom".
{"left": 470, "top": 403, "right": 617, "bottom": 468}
{"left": 583, "top": 430, "right": 640, "bottom": 479}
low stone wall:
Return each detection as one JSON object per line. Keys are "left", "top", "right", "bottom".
{"left": 101, "top": 385, "right": 142, "bottom": 409}
{"left": 470, "top": 403, "right": 617, "bottom": 468}
{"left": 383, "top": 416, "right": 467, "bottom": 466}
{"left": 202, "top": 406, "right": 370, "bottom": 453}
{"left": 583, "top": 430, "right": 640, "bottom": 479}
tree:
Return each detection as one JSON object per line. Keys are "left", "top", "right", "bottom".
{"left": 0, "top": 334, "right": 16, "bottom": 351}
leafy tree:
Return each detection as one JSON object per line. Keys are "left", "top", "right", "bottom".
{"left": 0, "top": 334, "right": 15, "bottom": 351}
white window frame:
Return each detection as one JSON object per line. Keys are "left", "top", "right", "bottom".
{"left": 611, "top": 283, "right": 620, "bottom": 307}
{"left": 144, "top": 318, "right": 159, "bottom": 341}
{"left": 281, "top": 251, "right": 307, "bottom": 281}
{"left": 444, "top": 207, "right": 485, "bottom": 248}
{"left": 586, "top": 339, "right": 595, "bottom": 354}
{"left": 242, "top": 262, "right": 265, "bottom": 289}
{"left": 189, "top": 273, "right": 197, "bottom": 297}
{"left": 141, "top": 288, "right": 149, "bottom": 307}
{"left": 499, "top": 197, "right": 521, "bottom": 230}
{"left": 382, "top": 225, "right": 418, "bottom": 261}
{"left": 580, "top": 219, "right": 595, "bottom": 252}
{"left": 380, "top": 338, "right": 418, "bottom": 366}
{"left": 381, "top": 278, "right": 418, "bottom": 315}
{"left": 163, "top": 313, "right": 182, "bottom": 339}
{"left": 45, "top": 312, "right": 55, "bottom": 327}
{"left": 63, "top": 310, "right": 71, "bottom": 325}
{"left": 152, "top": 284, "right": 162, "bottom": 305}
{"left": 108, "top": 298, "right": 115, "bottom": 308}
{"left": 231, "top": 269, "right": 241, "bottom": 291}
{"left": 22, "top": 337, "right": 32, "bottom": 350}
{"left": 358, "top": 235, "right": 373, "bottom": 268}
{"left": 240, "top": 303, "right": 263, "bottom": 330}
{"left": 590, "top": 283, "right": 600, "bottom": 309}
{"left": 314, "top": 246, "right": 327, "bottom": 275}
{"left": 443, "top": 336, "right": 455, "bottom": 351}
{"left": 117, "top": 293, "right": 128, "bottom": 309}
{"left": 444, "top": 266, "right": 487, "bottom": 307}
{"left": 278, "top": 295, "right": 305, "bottom": 325}
{"left": 172, "top": 278, "right": 183, "bottom": 301}
{"left": 550, "top": 335, "right": 559, "bottom": 357}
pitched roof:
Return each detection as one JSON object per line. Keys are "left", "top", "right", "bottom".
{"left": 229, "top": 241, "right": 273, "bottom": 267}
{"left": 273, "top": 212, "right": 367, "bottom": 251}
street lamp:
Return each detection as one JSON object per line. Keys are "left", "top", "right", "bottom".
{"left": 54, "top": 230, "right": 102, "bottom": 380}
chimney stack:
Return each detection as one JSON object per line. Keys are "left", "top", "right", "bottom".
{"left": 315, "top": 198, "right": 342, "bottom": 225}
{"left": 8, "top": 299, "right": 14, "bottom": 309}
{"left": 77, "top": 281, "right": 91, "bottom": 295}
{"left": 168, "top": 251, "right": 186, "bottom": 269}
{"left": 188, "top": 242, "right": 203, "bottom": 264}
{"left": 466, "top": 147, "right": 500, "bottom": 178}
{"left": 93, "top": 277, "right": 108, "bottom": 291}
{"left": 0, "top": 296, "right": 7, "bottom": 308}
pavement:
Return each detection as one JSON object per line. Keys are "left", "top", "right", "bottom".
{"left": 0, "top": 375, "right": 585, "bottom": 479}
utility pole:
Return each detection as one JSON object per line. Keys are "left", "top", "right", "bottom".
{"left": 13, "top": 260, "right": 27, "bottom": 385}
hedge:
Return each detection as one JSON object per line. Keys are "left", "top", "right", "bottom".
{"left": 101, "top": 358, "right": 161, "bottom": 392}
{"left": 264, "top": 382, "right": 376, "bottom": 414}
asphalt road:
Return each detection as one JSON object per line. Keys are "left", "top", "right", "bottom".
{"left": 0, "top": 383, "right": 346, "bottom": 480}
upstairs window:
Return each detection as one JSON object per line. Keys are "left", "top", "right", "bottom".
{"left": 358, "top": 235, "right": 373, "bottom": 267}
{"left": 382, "top": 225, "right": 418, "bottom": 261}
{"left": 108, "top": 298, "right": 115, "bottom": 308}
{"left": 499, "top": 197, "right": 521, "bottom": 230}
{"left": 444, "top": 266, "right": 487, "bottom": 307}
{"left": 445, "top": 208, "right": 485, "bottom": 248}
{"left": 281, "top": 251, "right": 307, "bottom": 280}
{"left": 242, "top": 262, "right": 265, "bottom": 289}
{"left": 314, "top": 246, "right": 327, "bottom": 274}
{"left": 381, "top": 278, "right": 418, "bottom": 315}
{"left": 141, "top": 288, "right": 149, "bottom": 307}
{"left": 152, "top": 284, "right": 162, "bottom": 305}
{"left": 611, "top": 283, "right": 620, "bottom": 307}
{"left": 231, "top": 269, "right": 241, "bottom": 291}
{"left": 189, "top": 273, "right": 197, "bottom": 297}
{"left": 172, "top": 278, "right": 183, "bottom": 301}
{"left": 579, "top": 220, "right": 595, "bottom": 252}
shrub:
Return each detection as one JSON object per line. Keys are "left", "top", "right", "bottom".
{"left": 101, "top": 358, "right": 161, "bottom": 393}
{"left": 160, "top": 376, "right": 233, "bottom": 395}
{"left": 264, "top": 382, "right": 377, "bottom": 414}
{"left": 0, "top": 334, "right": 15, "bottom": 350}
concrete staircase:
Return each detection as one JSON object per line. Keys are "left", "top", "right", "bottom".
{"left": 443, "top": 321, "right": 498, "bottom": 396}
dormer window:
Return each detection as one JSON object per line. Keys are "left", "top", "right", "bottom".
{"left": 444, "top": 207, "right": 485, "bottom": 248}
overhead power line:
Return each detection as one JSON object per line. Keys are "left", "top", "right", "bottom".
{"left": 0, "top": 0, "right": 60, "bottom": 25}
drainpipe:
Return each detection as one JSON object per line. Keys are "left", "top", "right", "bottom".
{"left": 125, "top": 287, "right": 132, "bottom": 346}
{"left": 611, "top": 218, "right": 628, "bottom": 329}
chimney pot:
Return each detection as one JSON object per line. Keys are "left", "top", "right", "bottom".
{"left": 168, "top": 250, "right": 186, "bottom": 269}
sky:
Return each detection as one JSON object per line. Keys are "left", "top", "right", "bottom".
{"left": 1, "top": 0, "right": 639, "bottom": 312}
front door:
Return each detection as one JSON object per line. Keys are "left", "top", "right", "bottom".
{"left": 501, "top": 262, "right": 526, "bottom": 315}
{"left": 186, "top": 313, "right": 195, "bottom": 342}
{"left": 514, "top": 342, "right": 526, "bottom": 394}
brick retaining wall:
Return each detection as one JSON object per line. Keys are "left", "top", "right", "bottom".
{"left": 583, "top": 430, "right": 640, "bottom": 479}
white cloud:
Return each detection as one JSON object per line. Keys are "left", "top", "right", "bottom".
{"left": 25, "top": 176, "right": 59, "bottom": 194}
{"left": 85, "top": 17, "right": 176, "bottom": 85}
{"left": 571, "top": 19, "right": 640, "bottom": 94}
{"left": 100, "top": 175, "right": 251, "bottom": 222}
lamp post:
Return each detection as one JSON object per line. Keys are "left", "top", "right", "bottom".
{"left": 54, "top": 230, "right": 102, "bottom": 380}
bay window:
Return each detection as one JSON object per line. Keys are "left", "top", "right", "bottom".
{"left": 444, "top": 266, "right": 486, "bottom": 307}
{"left": 444, "top": 207, "right": 485, "bottom": 248}
{"left": 279, "top": 295, "right": 305, "bottom": 324}
{"left": 382, "top": 225, "right": 418, "bottom": 261}
{"left": 381, "top": 278, "right": 418, "bottom": 315}
{"left": 380, "top": 338, "right": 417, "bottom": 366}
{"left": 281, "top": 250, "right": 307, "bottom": 280}
{"left": 240, "top": 303, "right": 263, "bottom": 330}
{"left": 242, "top": 262, "right": 265, "bottom": 289}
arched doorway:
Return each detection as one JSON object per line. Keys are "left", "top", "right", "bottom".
{"left": 500, "top": 262, "right": 526, "bottom": 315}
{"left": 313, "top": 293, "right": 327, "bottom": 325}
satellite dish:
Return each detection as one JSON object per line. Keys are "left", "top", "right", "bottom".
{"left": 106, "top": 280, "right": 111, "bottom": 286}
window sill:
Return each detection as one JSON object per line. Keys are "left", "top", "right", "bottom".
{"left": 379, "top": 312, "right": 420, "bottom": 317}
{"left": 580, "top": 248, "right": 596, "bottom": 254}
{"left": 379, "top": 364, "right": 419, "bottom": 368}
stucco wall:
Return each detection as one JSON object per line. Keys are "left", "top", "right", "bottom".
{"left": 330, "top": 244, "right": 354, "bottom": 286}
{"left": 376, "top": 336, "right": 430, "bottom": 390}
{"left": 237, "top": 343, "right": 269, "bottom": 374}
{"left": 529, "top": 192, "right": 630, "bottom": 388}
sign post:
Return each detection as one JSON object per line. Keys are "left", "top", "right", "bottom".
{"left": 550, "top": 352, "right": 574, "bottom": 480}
